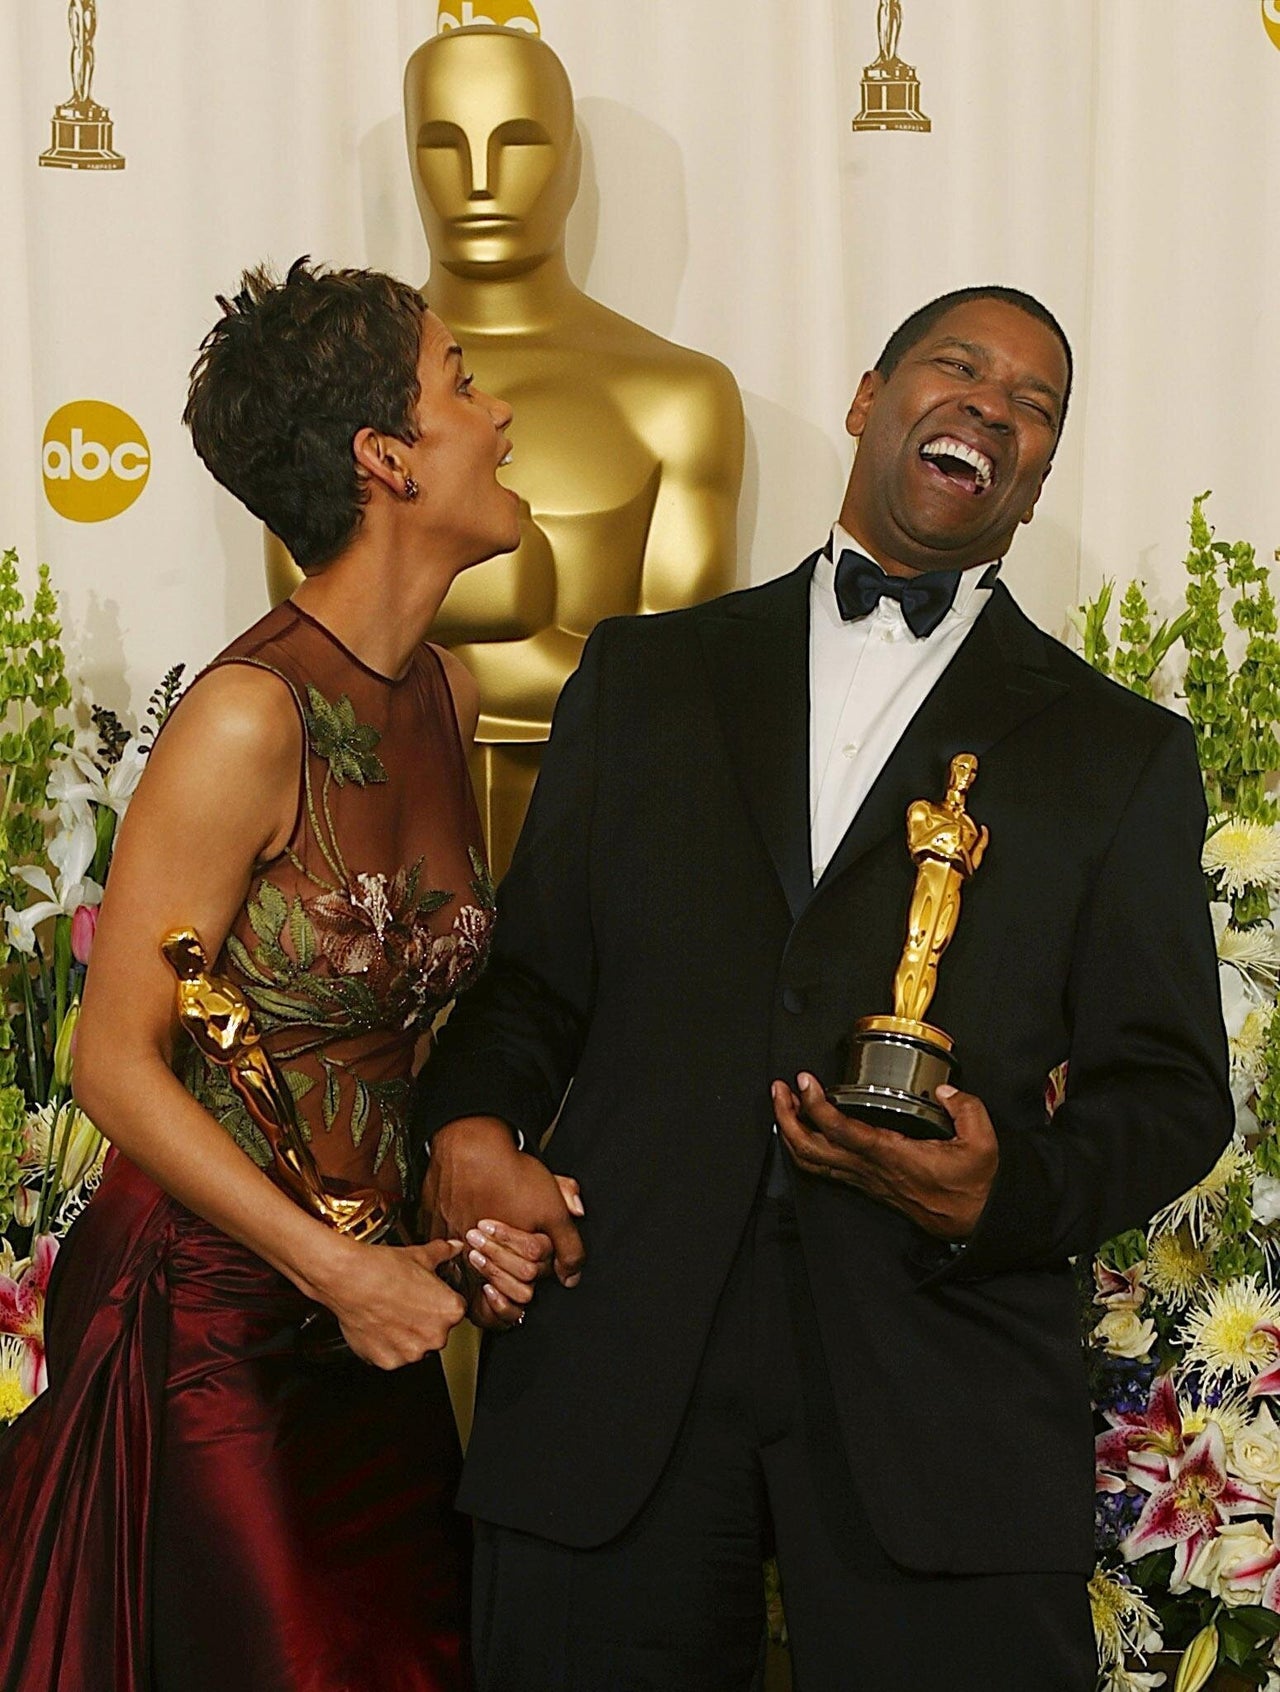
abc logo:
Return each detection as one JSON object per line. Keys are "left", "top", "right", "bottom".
{"left": 437, "top": 1, "right": 539, "bottom": 32}
{"left": 1266, "top": 0, "right": 1280, "bottom": 49}
{"left": 42, "top": 400, "right": 150, "bottom": 523}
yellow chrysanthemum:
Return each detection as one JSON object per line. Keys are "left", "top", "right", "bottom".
{"left": 0, "top": 1336, "right": 32, "bottom": 1425}
{"left": 1178, "top": 1277, "right": 1280, "bottom": 1387}
{"left": 1178, "top": 1391, "right": 1250, "bottom": 1447}
{"left": 1088, "top": 1566, "right": 1161, "bottom": 1669}
{"left": 1204, "top": 821, "right": 1280, "bottom": 897}
{"left": 1232, "top": 1007, "right": 1273, "bottom": 1083}
{"left": 1150, "top": 1139, "right": 1255, "bottom": 1244}
{"left": 1144, "top": 1228, "right": 1212, "bottom": 1311}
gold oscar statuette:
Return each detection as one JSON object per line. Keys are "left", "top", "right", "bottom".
{"left": 162, "top": 928, "right": 400, "bottom": 1243}
{"left": 829, "top": 754, "right": 987, "bottom": 1139}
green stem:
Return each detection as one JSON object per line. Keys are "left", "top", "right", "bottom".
{"left": 17, "top": 957, "right": 44, "bottom": 1100}
{"left": 36, "top": 1095, "right": 71, "bottom": 1236}
{"left": 53, "top": 914, "right": 71, "bottom": 1040}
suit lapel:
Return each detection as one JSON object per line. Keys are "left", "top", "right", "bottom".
{"left": 697, "top": 559, "right": 816, "bottom": 921}
{"left": 814, "top": 584, "right": 1069, "bottom": 898}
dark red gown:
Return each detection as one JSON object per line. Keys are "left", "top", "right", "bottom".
{"left": 0, "top": 604, "right": 493, "bottom": 1691}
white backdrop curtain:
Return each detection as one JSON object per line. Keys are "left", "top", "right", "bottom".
{"left": 1, "top": 0, "right": 1277, "bottom": 710}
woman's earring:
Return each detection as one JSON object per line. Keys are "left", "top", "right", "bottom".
{"left": 403, "top": 476, "right": 419, "bottom": 501}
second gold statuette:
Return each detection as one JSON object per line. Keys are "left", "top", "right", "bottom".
{"left": 162, "top": 928, "right": 400, "bottom": 1243}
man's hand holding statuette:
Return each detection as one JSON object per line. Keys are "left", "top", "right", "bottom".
{"left": 772, "top": 1074, "right": 998, "bottom": 1241}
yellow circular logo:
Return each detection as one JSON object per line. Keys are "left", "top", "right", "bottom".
{"left": 437, "top": 1, "right": 540, "bottom": 33}
{"left": 1265, "top": 0, "right": 1280, "bottom": 50}
{"left": 42, "top": 400, "right": 150, "bottom": 523}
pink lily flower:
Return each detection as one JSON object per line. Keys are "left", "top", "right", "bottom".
{"left": 1121, "top": 1422, "right": 1271, "bottom": 1591}
{"left": 0, "top": 1235, "right": 58, "bottom": 1396}
{"left": 1097, "top": 1374, "right": 1186, "bottom": 1492}
{"left": 1094, "top": 1258, "right": 1145, "bottom": 1311}
{"left": 1249, "top": 1324, "right": 1280, "bottom": 1399}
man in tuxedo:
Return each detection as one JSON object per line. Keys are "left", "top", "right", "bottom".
{"left": 416, "top": 286, "right": 1232, "bottom": 1690}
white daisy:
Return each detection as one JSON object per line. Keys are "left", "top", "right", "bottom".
{"left": 1088, "top": 1566, "right": 1163, "bottom": 1670}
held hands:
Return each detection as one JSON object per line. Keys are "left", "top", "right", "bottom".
{"left": 322, "top": 1236, "right": 468, "bottom": 1370}
{"left": 422, "top": 1117, "right": 586, "bottom": 1332}
{"left": 772, "top": 1074, "right": 999, "bottom": 1241}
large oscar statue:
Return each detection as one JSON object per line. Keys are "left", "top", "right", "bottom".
{"left": 829, "top": 754, "right": 988, "bottom": 1138}
{"left": 266, "top": 25, "right": 744, "bottom": 876}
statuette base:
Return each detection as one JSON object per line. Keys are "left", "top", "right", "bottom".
{"left": 829, "top": 1015, "right": 956, "bottom": 1139}
{"left": 40, "top": 103, "right": 124, "bottom": 170}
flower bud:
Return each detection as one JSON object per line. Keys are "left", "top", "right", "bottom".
{"left": 70, "top": 904, "right": 98, "bottom": 966}
{"left": 52, "top": 1000, "right": 80, "bottom": 1090}
{"left": 1175, "top": 1623, "right": 1219, "bottom": 1692}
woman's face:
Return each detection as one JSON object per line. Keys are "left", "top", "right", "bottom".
{"left": 402, "top": 309, "right": 518, "bottom": 564}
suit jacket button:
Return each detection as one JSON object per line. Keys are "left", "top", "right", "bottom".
{"left": 782, "top": 985, "right": 806, "bottom": 1015}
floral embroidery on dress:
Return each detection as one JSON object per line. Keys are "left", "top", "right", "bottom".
{"left": 181, "top": 679, "right": 493, "bottom": 1191}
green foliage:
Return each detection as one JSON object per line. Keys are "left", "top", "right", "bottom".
{"left": 0, "top": 551, "right": 72, "bottom": 1095}
{"left": 1182, "top": 493, "right": 1280, "bottom": 826}
{"left": 0, "top": 1086, "right": 24, "bottom": 1230}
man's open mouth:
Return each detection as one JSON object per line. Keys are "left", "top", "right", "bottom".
{"left": 919, "top": 435, "right": 995, "bottom": 495}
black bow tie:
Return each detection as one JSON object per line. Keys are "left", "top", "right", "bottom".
{"left": 833, "top": 550, "right": 962, "bottom": 639}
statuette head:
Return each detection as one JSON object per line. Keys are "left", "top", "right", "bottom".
{"left": 405, "top": 28, "right": 581, "bottom": 279}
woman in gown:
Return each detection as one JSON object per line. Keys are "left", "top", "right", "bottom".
{"left": 0, "top": 259, "right": 579, "bottom": 1691}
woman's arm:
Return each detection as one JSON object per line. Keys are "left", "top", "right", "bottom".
{"left": 73, "top": 662, "right": 465, "bottom": 1368}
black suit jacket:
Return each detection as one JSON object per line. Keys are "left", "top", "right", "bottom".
{"left": 416, "top": 558, "right": 1232, "bottom": 1573}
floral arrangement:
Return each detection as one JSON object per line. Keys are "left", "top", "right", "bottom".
{"left": 0, "top": 547, "right": 182, "bottom": 1424}
{"left": 1082, "top": 497, "right": 1280, "bottom": 1692}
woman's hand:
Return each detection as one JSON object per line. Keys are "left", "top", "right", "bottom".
{"left": 463, "top": 1173, "right": 585, "bottom": 1330}
{"left": 320, "top": 1237, "right": 468, "bottom": 1369}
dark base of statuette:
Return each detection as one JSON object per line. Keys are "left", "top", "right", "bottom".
{"left": 829, "top": 1024, "right": 956, "bottom": 1140}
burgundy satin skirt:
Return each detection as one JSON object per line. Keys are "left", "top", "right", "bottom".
{"left": 0, "top": 1155, "right": 471, "bottom": 1692}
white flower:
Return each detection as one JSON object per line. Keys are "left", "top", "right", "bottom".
{"left": 4, "top": 806, "right": 103, "bottom": 954}
{"left": 1256, "top": 1175, "right": 1280, "bottom": 1227}
{"left": 1094, "top": 1308, "right": 1158, "bottom": 1360}
{"left": 1088, "top": 1565, "right": 1163, "bottom": 1670}
{"left": 1185, "top": 1517, "right": 1279, "bottom": 1605}
{"left": 1219, "top": 918, "right": 1280, "bottom": 987}
{"left": 1205, "top": 821, "right": 1280, "bottom": 897}
{"left": 46, "top": 738, "right": 145, "bottom": 820}
{"left": 1145, "top": 1228, "right": 1212, "bottom": 1311}
{"left": 1150, "top": 1139, "right": 1255, "bottom": 1245}
{"left": 1101, "top": 1670, "right": 1166, "bottom": 1692}
{"left": 1232, "top": 1403, "right": 1280, "bottom": 1497}
{"left": 1232, "top": 1006, "right": 1273, "bottom": 1084}
{"left": 1179, "top": 1276, "right": 1280, "bottom": 1387}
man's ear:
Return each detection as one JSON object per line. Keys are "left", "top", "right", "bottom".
{"left": 352, "top": 426, "right": 411, "bottom": 498}
{"left": 1020, "top": 457, "right": 1052, "bottom": 526}
{"left": 845, "top": 370, "right": 882, "bottom": 441}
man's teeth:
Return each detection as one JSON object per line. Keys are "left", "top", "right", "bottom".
{"left": 921, "top": 437, "right": 993, "bottom": 488}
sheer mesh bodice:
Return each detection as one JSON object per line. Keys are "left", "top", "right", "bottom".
{"left": 176, "top": 601, "right": 493, "bottom": 1204}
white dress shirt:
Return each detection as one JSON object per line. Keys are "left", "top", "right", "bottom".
{"left": 809, "top": 525, "right": 997, "bottom": 882}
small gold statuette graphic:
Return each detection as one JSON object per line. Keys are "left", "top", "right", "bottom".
{"left": 162, "top": 929, "right": 398, "bottom": 1243}
{"left": 852, "top": 0, "right": 931, "bottom": 134}
{"left": 40, "top": 0, "right": 125, "bottom": 171}
{"left": 829, "top": 754, "right": 987, "bottom": 1139}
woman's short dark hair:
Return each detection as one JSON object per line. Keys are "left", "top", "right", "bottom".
{"left": 183, "top": 257, "right": 427, "bottom": 571}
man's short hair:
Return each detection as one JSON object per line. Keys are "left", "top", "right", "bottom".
{"left": 875, "top": 286, "right": 1073, "bottom": 440}
{"left": 183, "top": 257, "right": 427, "bottom": 572}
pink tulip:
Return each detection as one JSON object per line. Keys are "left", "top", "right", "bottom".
{"left": 70, "top": 903, "right": 98, "bottom": 965}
